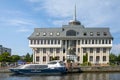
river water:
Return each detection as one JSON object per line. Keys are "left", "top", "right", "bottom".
{"left": 0, "top": 73, "right": 120, "bottom": 80}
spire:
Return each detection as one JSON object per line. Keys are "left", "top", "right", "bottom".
{"left": 74, "top": 4, "right": 77, "bottom": 21}
{"left": 69, "top": 4, "right": 81, "bottom": 25}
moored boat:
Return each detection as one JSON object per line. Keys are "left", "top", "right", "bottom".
{"left": 9, "top": 60, "right": 67, "bottom": 75}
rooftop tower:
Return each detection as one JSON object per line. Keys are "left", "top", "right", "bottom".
{"left": 69, "top": 4, "right": 81, "bottom": 25}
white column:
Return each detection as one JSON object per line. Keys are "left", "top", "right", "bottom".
{"left": 93, "top": 48, "right": 96, "bottom": 64}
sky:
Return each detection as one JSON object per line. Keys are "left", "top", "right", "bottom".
{"left": 0, "top": 0, "right": 120, "bottom": 56}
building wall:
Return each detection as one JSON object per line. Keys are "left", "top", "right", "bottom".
{"left": 0, "top": 45, "right": 11, "bottom": 55}
{"left": 29, "top": 38, "right": 112, "bottom": 64}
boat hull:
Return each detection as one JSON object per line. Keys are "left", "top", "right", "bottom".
{"left": 10, "top": 67, "right": 67, "bottom": 75}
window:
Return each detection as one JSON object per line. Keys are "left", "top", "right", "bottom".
{"left": 36, "top": 33, "right": 40, "bottom": 36}
{"left": 56, "top": 48, "right": 60, "bottom": 53}
{"left": 37, "top": 40, "right": 39, "bottom": 44}
{"left": 63, "top": 56, "right": 65, "bottom": 61}
{"left": 55, "top": 56, "right": 59, "bottom": 60}
{"left": 103, "top": 48, "right": 106, "bottom": 53}
{"left": 50, "top": 32, "right": 53, "bottom": 36}
{"left": 63, "top": 40, "right": 65, "bottom": 45}
{"left": 102, "top": 40, "right": 104, "bottom": 44}
{"left": 43, "top": 32, "right": 47, "bottom": 36}
{"left": 103, "top": 56, "right": 106, "bottom": 61}
{"left": 90, "top": 32, "right": 93, "bottom": 36}
{"left": 78, "top": 40, "right": 80, "bottom": 45}
{"left": 90, "top": 56, "right": 93, "bottom": 61}
{"left": 96, "top": 56, "right": 100, "bottom": 62}
{"left": 43, "top": 48, "right": 46, "bottom": 53}
{"left": 49, "top": 56, "right": 53, "bottom": 61}
{"left": 109, "top": 40, "right": 111, "bottom": 44}
{"left": 48, "top": 40, "right": 50, "bottom": 44}
{"left": 41, "top": 40, "right": 43, "bottom": 44}
{"left": 58, "top": 40, "right": 60, "bottom": 44}
{"left": 105, "top": 40, "right": 108, "bottom": 44}
{"left": 83, "top": 32, "right": 87, "bottom": 36}
{"left": 103, "top": 32, "right": 107, "bottom": 36}
{"left": 36, "top": 56, "right": 39, "bottom": 62}
{"left": 66, "top": 30, "right": 76, "bottom": 36}
{"left": 97, "top": 32, "right": 100, "bottom": 36}
{"left": 95, "top": 40, "right": 97, "bottom": 44}
{"left": 92, "top": 40, "right": 94, "bottom": 44}
{"left": 77, "top": 56, "right": 80, "bottom": 61}
{"left": 54, "top": 40, "right": 57, "bottom": 44}
{"left": 83, "top": 48, "right": 87, "bottom": 53}
{"left": 90, "top": 48, "right": 93, "bottom": 53}
{"left": 43, "top": 56, "right": 46, "bottom": 62}
{"left": 56, "top": 32, "right": 60, "bottom": 36}
{"left": 44, "top": 40, "right": 46, "bottom": 44}
{"left": 51, "top": 40, "right": 53, "bottom": 44}
{"left": 63, "top": 48, "right": 65, "bottom": 53}
{"left": 50, "top": 48, "right": 53, "bottom": 53}
{"left": 96, "top": 48, "right": 100, "bottom": 53}
{"left": 85, "top": 40, "right": 87, "bottom": 44}
{"left": 34, "top": 40, "right": 36, "bottom": 44}
{"left": 82, "top": 40, "right": 84, "bottom": 44}
{"left": 30, "top": 40, "right": 33, "bottom": 44}
{"left": 36, "top": 48, "right": 40, "bottom": 53}
{"left": 99, "top": 40, "right": 101, "bottom": 44}
{"left": 78, "top": 48, "right": 80, "bottom": 52}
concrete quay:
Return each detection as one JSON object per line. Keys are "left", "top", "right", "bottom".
{"left": 67, "top": 66, "right": 120, "bottom": 73}
{"left": 0, "top": 66, "right": 120, "bottom": 73}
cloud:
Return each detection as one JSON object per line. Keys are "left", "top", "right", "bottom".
{"left": 27, "top": 0, "right": 120, "bottom": 27}
{"left": 17, "top": 27, "right": 31, "bottom": 32}
{"left": 111, "top": 44, "right": 120, "bottom": 55}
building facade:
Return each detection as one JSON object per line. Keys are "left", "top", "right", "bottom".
{"left": 28, "top": 18, "right": 113, "bottom": 64}
{"left": 0, "top": 45, "right": 11, "bottom": 55}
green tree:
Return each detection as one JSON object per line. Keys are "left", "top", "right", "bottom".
{"left": 83, "top": 53, "right": 88, "bottom": 63}
{"left": 24, "top": 53, "right": 32, "bottom": 62}
{"left": 11, "top": 55, "right": 20, "bottom": 62}
{"left": 0, "top": 52, "right": 11, "bottom": 62}
{"left": 109, "top": 53, "right": 117, "bottom": 61}
{"left": 117, "top": 54, "right": 120, "bottom": 61}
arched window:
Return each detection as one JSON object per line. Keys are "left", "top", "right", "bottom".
{"left": 66, "top": 30, "right": 76, "bottom": 36}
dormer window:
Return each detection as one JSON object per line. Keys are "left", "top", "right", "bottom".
{"left": 83, "top": 32, "right": 87, "bottom": 36}
{"left": 36, "top": 33, "right": 40, "bottom": 36}
{"left": 90, "top": 32, "right": 93, "bottom": 36}
{"left": 97, "top": 32, "right": 100, "bottom": 36}
{"left": 50, "top": 32, "right": 53, "bottom": 36}
{"left": 103, "top": 32, "right": 107, "bottom": 36}
{"left": 56, "top": 32, "right": 60, "bottom": 36}
{"left": 43, "top": 32, "right": 47, "bottom": 36}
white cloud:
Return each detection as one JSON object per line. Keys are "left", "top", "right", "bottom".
{"left": 17, "top": 27, "right": 30, "bottom": 32}
{"left": 111, "top": 44, "right": 120, "bottom": 55}
{"left": 27, "top": 0, "right": 120, "bottom": 27}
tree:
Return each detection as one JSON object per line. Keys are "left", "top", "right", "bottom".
{"left": 0, "top": 52, "right": 11, "bottom": 62}
{"left": 24, "top": 53, "right": 32, "bottom": 62}
{"left": 117, "top": 54, "right": 120, "bottom": 61}
{"left": 83, "top": 53, "right": 88, "bottom": 63}
{"left": 11, "top": 55, "right": 20, "bottom": 62}
{"left": 109, "top": 53, "right": 117, "bottom": 61}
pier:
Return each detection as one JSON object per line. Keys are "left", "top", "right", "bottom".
{"left": 1, "top": 66, "right": 120, "bottom": 73}
{"left": 67, "top": 66, "right": 120, "bottom": 73}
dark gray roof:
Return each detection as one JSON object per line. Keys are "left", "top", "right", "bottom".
{"left": 28, "top": 24, "right": 113, "bottom": 40}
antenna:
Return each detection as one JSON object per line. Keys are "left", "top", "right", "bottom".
{"left": 74, "top": 4, "right": 77, "bottom": 21}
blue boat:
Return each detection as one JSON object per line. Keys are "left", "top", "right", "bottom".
{"left": 9, "top": 60, "right": 67, "bottom": 75}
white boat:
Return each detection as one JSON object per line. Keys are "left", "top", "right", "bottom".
{"left": 9, "top": 60, "right": 67, "bottom": 75}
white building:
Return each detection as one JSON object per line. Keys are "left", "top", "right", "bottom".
{"left": 28, "top": 8, "right": 113, "bottom": 65}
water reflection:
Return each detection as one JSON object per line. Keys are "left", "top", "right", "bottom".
{"left": 0, "top": 73, "right": 120, "bottom": 80}
{"left": 62, "top": 73, "right": 109, "bottom": 80}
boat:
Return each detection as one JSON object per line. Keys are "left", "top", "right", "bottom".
{"left": 9, "top": 60, "right": 67, "bottom": 75}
